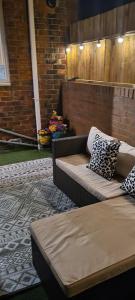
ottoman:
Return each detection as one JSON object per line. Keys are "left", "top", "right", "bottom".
{"left": 30, "top": 196, "right": 135, "bottom": 299}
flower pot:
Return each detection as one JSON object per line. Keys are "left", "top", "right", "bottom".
{"left": 39, "top": 135, "right": 50, "bottom": 145}
{"left": 52, "top": 132, "right": 64, "bottom": 139}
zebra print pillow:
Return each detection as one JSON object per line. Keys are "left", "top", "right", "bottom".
{"left": 88, "top": 134, "right": 120, "bottom": 180}
{"left": 121, "top": 166, "right": 135, "bottom": 197}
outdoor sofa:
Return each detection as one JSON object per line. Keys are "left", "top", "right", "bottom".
{"left": 52, "top": 126, "right": 135, "bottom": 206}
{"left": 31, "top": 127, "right": 135, "bottom": 299}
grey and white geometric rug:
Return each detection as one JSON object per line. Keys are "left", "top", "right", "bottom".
{"left": 0, "top": 158, "right": 76, "bottom": 295}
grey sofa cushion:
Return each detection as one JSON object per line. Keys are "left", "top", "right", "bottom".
{"left": 116, "top": 141, "right": 135, "bottom": 178}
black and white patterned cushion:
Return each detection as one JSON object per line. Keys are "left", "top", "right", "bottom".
{"left": 121, "top": 166, "right": 135, "bottom": 197}
{"left": 87, "top": 134, "right": 120, "bottom": 180}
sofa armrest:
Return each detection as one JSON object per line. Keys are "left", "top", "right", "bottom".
{"left": 52, "top": 135, "right": 88, "bottom": 159}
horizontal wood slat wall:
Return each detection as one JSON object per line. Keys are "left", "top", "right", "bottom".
{"left": 70, "top": 2, "right": 135, "bottom": 43}
{"left": 62, "top": 81, "right": 135, "bottom": 146}
{"left": 67, "top": 35, "right": 135, "bottom": 84}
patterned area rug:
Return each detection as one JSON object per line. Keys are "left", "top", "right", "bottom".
{"left": 0, "top": 158, "right": 76, "bottom": 295}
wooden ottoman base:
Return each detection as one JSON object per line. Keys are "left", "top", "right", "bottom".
{"left": 31, "top": 237, "right": 135, "bottom": 300}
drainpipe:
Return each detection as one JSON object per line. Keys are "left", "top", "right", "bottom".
{"left": 28, "top": 0, "right": 41, "bottom": 150}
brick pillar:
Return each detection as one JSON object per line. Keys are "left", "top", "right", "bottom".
{"left": 34, "top": 0, "right": 67, "bottom": 128}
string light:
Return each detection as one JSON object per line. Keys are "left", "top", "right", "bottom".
{"left": 66, "top": 47, "right": 71, "bottom": 53}
{"left": 117, "top": 36, "right": 124, "bottom": 43}
{"left": 96, "top": 40, "right": 101, "bottom": 48}
{"left": 79, "top": 44, "right": 84, "bottom": 50}
{"left": 66, "top": 33, "right": 128, "bottom": 54}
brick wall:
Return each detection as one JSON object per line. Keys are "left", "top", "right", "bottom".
{"left": 0, "top": 0, "right": 35, "bottom": 138}
{"left": 62, "top": 81, "right": 135, "bottom": 146}
{"left": 112, "top": 87, "right": 135, "bottom": 145}
{"left": 0, "top": 0, "right": 67, "bottom": 139}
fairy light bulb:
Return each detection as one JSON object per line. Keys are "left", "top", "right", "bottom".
{"left": 66, "top": 47, "right": 71, "bottom": 53}
{"left": 79, "top": 44, "right": 84, "bottom": 50}
{"left": 96, "top": 41, "right": 101, "bottom": 48}
{"left": 117, "top": 36, "right": 124, "bottom": 43}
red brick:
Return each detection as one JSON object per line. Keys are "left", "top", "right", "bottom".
{"left": 129, "top": 89, "right": 134, "bottom": 99}
{"left": 0, "top": 0, "right": 67, "bottom": 135}
{"left": 62, "top": 81, "right": 135, "bottom": 147}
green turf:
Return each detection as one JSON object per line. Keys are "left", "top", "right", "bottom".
{"left": 0, "top": 149, "right": 51, "bottom": 166}
{"left": 9, "top": 285, "right": 48, "bottom": 300}
{"left": 0, "top": 148, "right": 51, "bottom": 299}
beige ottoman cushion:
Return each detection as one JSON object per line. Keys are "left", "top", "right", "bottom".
{"left": 31, "top": 195, "right": 135, "bottom": 297}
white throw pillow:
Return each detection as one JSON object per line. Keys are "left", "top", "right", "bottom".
{"left": 87, "top": 127, "right": 113, "bottom": 154}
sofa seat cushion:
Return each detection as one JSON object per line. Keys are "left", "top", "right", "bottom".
{"left": 56, "top": 157, "right": 126, "bottom": 201}
{"left": 57, "top": 153, "right": 90, "bottom": 166}
{"left": 31, "top": 195, "right": 135, "bottom": 298}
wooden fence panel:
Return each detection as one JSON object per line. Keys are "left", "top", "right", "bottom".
{"left": 67, "top": 35, "right": 135, "bottom": 84}
{"left": 70, "top": 3, "right": 135, "bottom": 43}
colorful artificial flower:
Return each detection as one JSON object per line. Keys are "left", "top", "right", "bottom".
{"left": 38, "top": 111, "right": 67, "bottom": 143}
{"left": 49, "top": 124, "right": 57, "bottom": 133}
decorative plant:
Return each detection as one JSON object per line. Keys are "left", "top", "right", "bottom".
{"left": 48, "top": 111, "right": 67, "bottom": 138}
{"left": 38, "top": 128, "right": 50, "bottom": 145}
{"left": 38, "top": 111, "right": 67, "bottom": 145}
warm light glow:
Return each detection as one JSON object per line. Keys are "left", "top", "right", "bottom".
{"left": 79, "top": 44, "right": 84, "bottom": 50}
{"left": 96, "top": 41, "right": 101, "bottom": 48}
{"left": 117, "top": 36, "right": 124, "bottom": 43}
{"left": 66, "top": 47, "right": 71, "bottom": 53}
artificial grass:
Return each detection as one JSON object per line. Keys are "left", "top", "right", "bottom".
{"left": 0, "top": 148, "right": 51, "bottom": 166}
{"left": 9, "top": 285, "right": 48, "bottom": 300}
